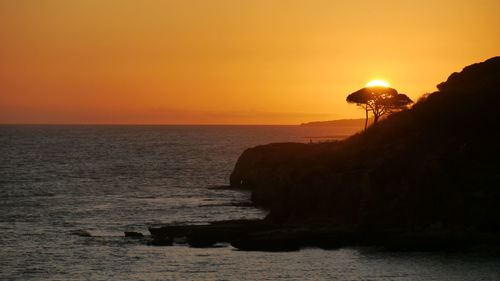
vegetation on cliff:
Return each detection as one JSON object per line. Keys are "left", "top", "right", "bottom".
{"left": 230, "top": 57, "right": 500, "bottom": 233}
{"left": 346, "top": 86, "right": 413, "bottom": 130}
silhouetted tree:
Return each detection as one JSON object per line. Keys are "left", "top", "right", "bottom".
{"left": 347, "top": 86, "right": 413, "bottom": 130}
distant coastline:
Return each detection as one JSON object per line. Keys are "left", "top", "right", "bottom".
{"left": 300, "top": 118, "right": 372, "bottom": 127}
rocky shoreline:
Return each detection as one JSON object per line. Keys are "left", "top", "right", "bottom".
{"left": 139, "top": 57, "right": 500, "bottom": 252}
{"left": 143, "top": 219, "right": 500, "bottom": 252}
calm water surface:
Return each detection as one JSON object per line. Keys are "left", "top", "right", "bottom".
{"left": 1, "top": 125, "right": 499, "bottom": 281}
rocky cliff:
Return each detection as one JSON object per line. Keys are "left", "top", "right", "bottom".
{"left": 230, "top": 57, "right": 500, "bottom": 232}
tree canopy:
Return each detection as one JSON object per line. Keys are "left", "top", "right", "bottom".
{"left": 347, "top": 86, "right": 413, "bottom": 130}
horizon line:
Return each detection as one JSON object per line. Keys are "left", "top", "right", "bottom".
{"left": 0, "top": 123, "right": 304, "bottom": 126}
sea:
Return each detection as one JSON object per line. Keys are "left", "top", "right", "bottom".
{"left": 1, "top": 125, "right": 499, "bottom": 281}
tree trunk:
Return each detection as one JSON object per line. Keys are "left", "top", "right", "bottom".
{"left": 373, "top": 114, "right": 379, "bottom": 124}
{"left": 364, "top": 108, "right": 368, "bottom": 131}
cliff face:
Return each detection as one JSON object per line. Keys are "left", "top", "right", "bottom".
{"left": 230, "top": 57, "right": 500, "bottom": 231}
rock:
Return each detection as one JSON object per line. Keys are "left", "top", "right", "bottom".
{"left": 231, "top": 236, "right": 301, "bottom": 252}
{"left": 231, "top": 230, "right": 303, "bottom": 251}
{"left": 149, "top": 220, "right": 355, "bottom": 251}
{"left": 124, "top": 231, "right": 144, "bottom": 238}
{"left": 231, "top": 202, "right": 255, "bottom": 207}
{"left": 187, "top": 233, "right": 219, "bottom": 248}
{"left": 173, "top": 236, "right": 187, "bottom": 244}
{"left": 146, "top": 218, "right": 500, "bottom": 251}
{"left": 207, "top": 185, "right": 234, "bottom": 190}
{"left": 148, "top": 219, "right": 277, "bottom": 248}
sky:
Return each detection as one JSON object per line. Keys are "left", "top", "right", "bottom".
{"left": 0, "top": 0, "right": 499, "bottom": 124}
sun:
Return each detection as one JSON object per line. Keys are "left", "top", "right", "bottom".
{"left": 366, "top": 80, "right": 390, "bottom": 87}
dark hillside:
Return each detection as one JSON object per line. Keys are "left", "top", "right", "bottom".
{"left": 230, "top": 57, "right": 500, "bottom": 232}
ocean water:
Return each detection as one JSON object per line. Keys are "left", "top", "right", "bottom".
{"left": 1, "top": 125, "right": 499, "bottom": 281}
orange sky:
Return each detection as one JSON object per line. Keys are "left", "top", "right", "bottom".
{"left": 0, "top": 0, "right": 499, "bottom": 124}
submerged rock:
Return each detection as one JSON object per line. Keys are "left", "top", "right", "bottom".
{"left": 148, "top": 220, "right": 499, "bottom": 252}
{"left": 149, "top": 219, "right": 275, "bottom": 248}
{"left": 124, "top": 231, "right": 144, "bottom": 238}
{"left": 69, "top": 229, "right": 92, "bottom": 237}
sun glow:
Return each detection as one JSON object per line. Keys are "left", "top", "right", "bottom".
{"left": 366, "top": 80, "right": 391, "bottom": 87}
